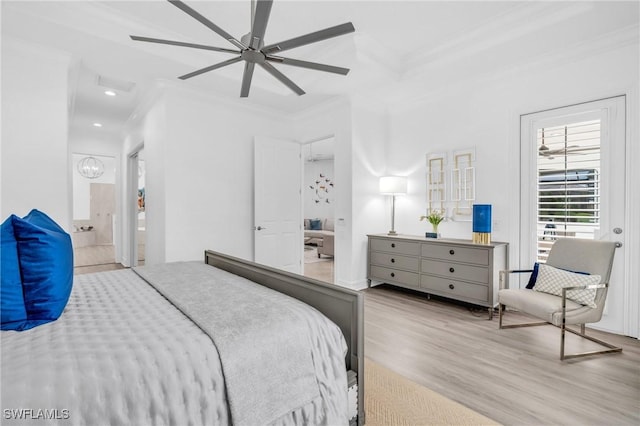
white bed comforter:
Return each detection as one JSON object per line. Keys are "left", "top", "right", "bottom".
{"left": 1, "top": 263, "right": 348, "bottom": 426}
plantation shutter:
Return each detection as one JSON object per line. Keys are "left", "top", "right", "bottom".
{"left": 536, "top": 119, "right": 601, "bottom": 262}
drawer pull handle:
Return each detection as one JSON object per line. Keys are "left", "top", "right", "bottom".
{"left": 391, "top": 243, "right": 396, "bottom": 248}
{"left": 449, "top": 267, "right": 455, "bottom": 273}
{"left": 390, "top": 258, "right": 396, "bottom": 263}
{"left": 449, "top": 249, "right": 455, "bottom": 255}
{"left": 390, "top": 272, "right": 395, "bottom": 278}
{"left": 449, "top": 284, "right": 455, "bottom": 290}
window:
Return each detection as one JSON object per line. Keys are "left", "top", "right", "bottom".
{"left": 535, "top": 120, "right": 601, "bottom": 261}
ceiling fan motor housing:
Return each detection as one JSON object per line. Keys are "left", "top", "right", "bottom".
{"left": 241, "top": 46, "right": 267, "bottom": 64}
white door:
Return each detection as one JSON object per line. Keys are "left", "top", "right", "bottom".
{"left": 520, "top": 96, "right": 628, "bottom": 335}
{"left": 254, "top": 136, "right": 302, "bottom": 274}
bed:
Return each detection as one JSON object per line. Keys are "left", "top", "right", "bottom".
{"left": 1, "top": 250, "right": 364, "bottom": 426}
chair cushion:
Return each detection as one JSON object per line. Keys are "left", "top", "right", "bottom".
{"left": 499, "top": 288, "right": 584, "bottom": 323}
{"left": 533, "top": 264, "right": 600, "bottom": 308}
{"left": 499, "top": 288, "right": 596, "bottom": 326}
{"left": 1, "top": 215, "right": 28, "bottom": 330}
{"left": 324, "top": 218, "right": 335, "bottom": 232}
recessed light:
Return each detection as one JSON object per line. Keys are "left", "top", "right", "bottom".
{"left": 104, "top": 90, "right": 116, "bottom": 96}
{"left": 93, "top": 123, "right": 103, "bottom": 127}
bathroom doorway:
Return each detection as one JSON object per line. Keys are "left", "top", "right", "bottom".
{"left": 72, "top": 153, "right": 117, "bottom": 272}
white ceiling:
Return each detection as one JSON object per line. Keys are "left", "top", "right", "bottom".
{"left": 2, "top": 0, "right": 638, "bottom": 144}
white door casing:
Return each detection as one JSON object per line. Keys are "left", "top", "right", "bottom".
{"left": 254, "top": 136, "right": 302, "bottom": 274}
{"left": 520, "top": 96, "right": 627, "bottom": 335}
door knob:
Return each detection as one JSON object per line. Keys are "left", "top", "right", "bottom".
{"left": 613, "top": 228, "right": 623, "bottom": 234}
{"left": 615, "top": 241, "right": 623, "bottom": 248}
{"left": 254, "top": 226, "right": 267, "bottom": 231}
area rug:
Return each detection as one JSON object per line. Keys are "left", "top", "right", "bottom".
{"left": 365, "top": 358, "right": 500, "bottom": 426}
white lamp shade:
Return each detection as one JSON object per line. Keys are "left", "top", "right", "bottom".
{"left": 379, "top": 176, "right": 408, "bottom": 195}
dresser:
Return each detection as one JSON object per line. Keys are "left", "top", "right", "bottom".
{"left": 367, "top": 234, "right": 508, "bottom": 319}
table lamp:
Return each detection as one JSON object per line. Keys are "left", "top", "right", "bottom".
{"left": 380, "top": 176, "right": 408, "bottom": 235}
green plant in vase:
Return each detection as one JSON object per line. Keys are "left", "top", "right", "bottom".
{"left": 420, "top": 210, "right": 445, "bottom": 237}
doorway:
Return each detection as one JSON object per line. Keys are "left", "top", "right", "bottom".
{"left": 72, "top": 153, "right": 117, "bottom": 272}
{"left": 302, "top": 136, "right": 335, "bottom": 283}
{"left": 520, "top": 96, "right": 627, "bottom": 335}
{"left": 127, "top": 147, "right": 145, "bottom": 267}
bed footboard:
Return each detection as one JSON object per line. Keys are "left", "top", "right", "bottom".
{"left": 204, "top": 250, "right": 364, "bottom": 425}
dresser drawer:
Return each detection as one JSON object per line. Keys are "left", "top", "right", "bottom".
{"left": 421, "top": 244, "right": 489, "bottom": 266}
{"left": 420, "top": 275, "right": 488, "bottom": 303}
{"left": 370, "top": 238, "right": 421, "bottom": 256}
{"left": 421, "top": 259, "right": 488, "bottom": 284}
{"left": 370, "top": 252, "right": 419, "bottom": 272}
{"left": 370, "top": 266, "right": 419, "bottom": 288}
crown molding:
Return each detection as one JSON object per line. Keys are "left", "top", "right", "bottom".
{"left": 402, "top": 1, "right": 594, "bottom": 81}
{"left": 387, "top": 23, "right": 639, "bottom": 115}
{"left": 290, "top": 95, "right": 351, "bottom": 122}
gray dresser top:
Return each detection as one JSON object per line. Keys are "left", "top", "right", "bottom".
{"left": 367, "top": 234, "right": 508, "bottom": 249}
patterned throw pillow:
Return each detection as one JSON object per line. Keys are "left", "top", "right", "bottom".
{"left": 533, "top": 264, "right": 601, "bottom": 308}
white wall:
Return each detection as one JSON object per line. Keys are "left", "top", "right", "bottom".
{"left": 1, "top": 38, "right": 71, "bottom": 229}
{"left": 349, "top": 96, "right": 389, "bottom": 288}
{"left": 390, "top": 41, "right": 638, "bottom": 247}
{"left": 128, "top": 86, "right": 296, "bottom": 265}
{"left": 304, "top": 158, "right": 335, "bottom": 220}
{"left": 388, "top": 40, "right": 639, "bottom": 335}
{"left": 127, "top": 91, "right": 385, "bottom": 291}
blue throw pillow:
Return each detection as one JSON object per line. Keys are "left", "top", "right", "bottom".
{"left": 1, "top": 215, "right": 28, "bottom": 330}
{"left": 525, "top": 262, "right": 540, "bottom": 289}
{"left": 310, "top": 219, "right": 322, "bottom": 230}
{"left": 13, "top": 209, "right": 73, "bottom": 330}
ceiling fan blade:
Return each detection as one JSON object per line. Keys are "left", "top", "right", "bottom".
{"left": 266, "top": 56, "right": 349, "bottom": 75}
{"left": 259, "top": 62, "right": 305, "bottom": 95}
{"left": 130, "top": 36, "right": 240, "bottom": 54}
{"left": 168, "top": 0, "right": 247, "bottom": 50}
{"left": 240, "top": 62, "right": 256, "bottom": 97}
{"left": 178, "top": 56, "right": 243, "bottom": 80}
{"left": 262, "top": 22, "right": 355, "bottom": 55}
{"left": 249, "top": 0, "right": 273, "bottom": 49}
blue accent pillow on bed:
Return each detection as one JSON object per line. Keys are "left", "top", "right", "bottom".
{"left": 1, "top": 215, "right": 28, "bottom": 330}
{"left": 12, "top": 209, "right": 73, "bottom": 330}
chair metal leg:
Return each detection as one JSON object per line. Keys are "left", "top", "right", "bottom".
{"left": 560, "top": 293, "right": 623, "bottom": 360}
{"left": 560, "top": 326, "right": 623, "bottom": 360}
{"left": 500, "top": 304, "right": 621, "bottom": 360}
{"left": 498, "top": 303, "right": 548, "bottom": 329}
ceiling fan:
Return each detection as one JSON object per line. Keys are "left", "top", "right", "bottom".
{"left": 539, "top": 129, "right": 597, "bottom": 158}
{"left": 130, "top": 0, "right": 355, "bottom": 97}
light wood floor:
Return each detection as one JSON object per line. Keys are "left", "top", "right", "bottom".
{"left": 73, "top": 244, "right": 145, "bottom": 274}
{"left": 364, "top": 285, "right": 640, "bottom": 426}
{"left": 303, "top": 246, "right": 334, "bottom": 283}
